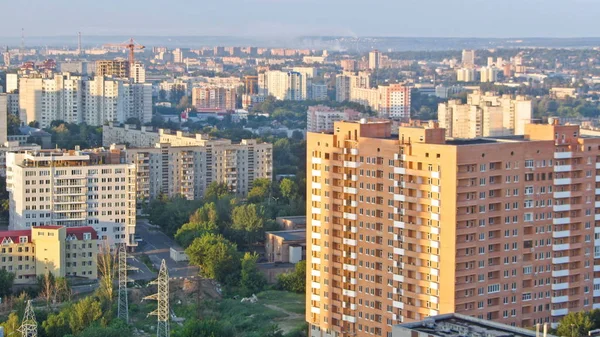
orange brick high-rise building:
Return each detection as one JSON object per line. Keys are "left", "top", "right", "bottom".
{"left": 307, "top": 119, "right": 600, "bottom": 337}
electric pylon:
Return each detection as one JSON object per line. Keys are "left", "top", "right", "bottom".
{"left": 19, "top": 300, "right": 37, "bottom": 337}
{"left": 117, "top": 243, "right": 129, "bottom": 323}
{"left": 144, "top": 259, "right": 169, "bottom": 337}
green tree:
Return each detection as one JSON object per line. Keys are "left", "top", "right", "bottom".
{"left": 66, "top": 319, "right": 131, "bottom": 337}
{"left": 43, "top": 309, "right": 72, "bottom": 337}
{"left": 125, "top": 117, "right": 141, "bottom": 128}
{"left": 240, "top": 252, "right": 266, "bottom": 296}
{"left": 68, "top": 297, "right": 104, "bottom": 334}
{"left": 173, "top": 319, "right": 233, "bottom": 337}
{"left": 186, "top": 234, "right": 240, "bottom": 284}
{"left": 230, "top": 204, "right": 266, "bottom": 246}
{"left": 276, "top": 260, "right": 306, "bottom": 293}
{"left": 279, "top": 178, "right": 298, "bottom": 202}
{"left": 247, "top": 178, "right": 272, "bottom": 204}
{"left": 0, "top": 312, "right": 20, "bottom": 336}
{"left": 7, "top": 114, "right": 21, "bottom": 135}
{"left": 205, "top": 182, "right": 231, "bottom": 201}
{"left": 0, "top": 268, "right": 15, "bottom": 299}
{"left": 175, "top": 219, "right": 218, "bottom": 248}
{"left": 38, "top": 270, "right": 56, "bottom": 307}
{"left": 557, "top": 311, "right": 593, "bottom": 337}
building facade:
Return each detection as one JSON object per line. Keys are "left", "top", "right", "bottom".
{"left": 307, "top": 119, "right": 600, "bottom": 337}
{"left": 96, "top": 60, "right": 129, "bottom": 78}
{"left": 6, "top": 150, "right": 137, "bottom": 248}
{"left": 307, "top": 105, "right": 362, "bottom": 133}
{"left": 438, "top": 92, "right": 533, "bottom": 138}
{"left": 0, "top": 226, "right": 99, "bottom": 284}
{"left": 191, "top": 87, "right": 237, "bottom": 111}
{"left": 262, "top": 70, "right": 307, "bottom": 101}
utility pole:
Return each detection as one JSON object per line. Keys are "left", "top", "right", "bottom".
{"left": 19, "top": 300, "right": 37, "bottom": 337}
{"left": 144, "top": 259, "right": 170, "bottom": 337}
{"left": 117, "top": 243, "right": 129, "bottom": 323}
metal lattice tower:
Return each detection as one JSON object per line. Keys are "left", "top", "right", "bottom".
{"left": 117, "top": 243, "right": 129, "bottom": 323}
{"left": 144, "top": 259, "right": 169, "bottom": 337}
{"left": 19, "top": 300, "right": 37, "bottom": 337}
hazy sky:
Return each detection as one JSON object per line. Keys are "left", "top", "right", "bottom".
{"left": 1, "top": 0, "right": 599, "bottom": 38}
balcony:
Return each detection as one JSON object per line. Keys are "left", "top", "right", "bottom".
{"left": 554, "top": 178, "right": 572, "bottom": 185}
{"left": 343, "top": 212, "right": 357, "bottom": 220}
{"left": 312, "top": 207, "right": 321, "bottom": 214}
{"left": 312, "top": 169, "right": 321, "bottom": 177}
{"left": 343, "top": 264, "right": 357, "bottom": 272}
{"left": 343, "top": 187, "right": 357, "bottom": 195}
{"left": 551, "top": 308, "right": 569, "bottom": 316}
{"left": 551, "top": 296, "right": 569, "bottom": 304}
{"left": 394, "top": 167, "right": 406, "bottom": 174}
{"left": 394, "top": 194, "right": 406, "bottom": 202}
{"left": 552, "top": 243, "right": 570, "bottom": 251}
{"left": 553, "top": 204, "right": 571, "bottom": 212}
{"left": 552, "top": 256, "right": 569, "bottom": 264}
{"left": 554, "top": 152, "right": 573, "bottom": 159}
{"left": 394, "top": 221, "right": 405, "bottom": 228}
{"left": 343, "top": 161, "right": 359, "bottom": 168}
{"left": 342, "top": 315, "right": 357, "bottom": 323}
{"left": 394, "top": 247, "right": 405, "bottom": 255}
{"left": 342, "top": 238, "right": 357, "bottom": 246}
{"left": 311, "top": 157, "right": 322, "bottom": 164}
{"left": 551, "top": 282, "right": 569, "bottom": 291}
{"left": 552, "top": 269, "right": 570, "bottom": 277}
{"left": 393, "top": 301, "right": 404, "bottom": 309}
{"left": 553, "top": 217, "right": 570, "bottom": 225}
{"left": 342, "top": 289, "right": 356, "bottom": 297}
{"left": 552, "top": 230, "right": 570, "bottom": 239}
{"left": 393, "top": 274, "right": 404, "bottom": 282}
{"left": 554, "top": 165, "right": 572, "bottom": 172}
{"left": 343, "top": 174, "right": 358, "bottom": 181}
{"left": 553, "top": 191, "right": 571, "bottom": 199}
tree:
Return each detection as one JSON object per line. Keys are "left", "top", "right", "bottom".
{"left": 38, "top": 270, "right": 56, "bottom": 307}
{"left": 279, "top": 178, "right": 298, "bottom": 202}
{"left": 247, "top": 178, "right": 272, "bottom": 204}
{"left": 43, "top": 309, "right": 72, "bottom": 337}
{"left": 0, "top": 268, "right": 15, "bottom": 299}
{"left": 97, "top": 242, "right": 116, "bottom": 303}
{"left": 230, "top": 204, "right": 266, "bottom": 246}
{"left": 0, "top": 312, "right": 20, "bottom": 336}
{"left": 175, "top": 219, "right": 218, "bottom": 248}
{"left": 125, "top": 117, "right": 141, "bottom": 128}
{"left": 7, "top": 114, "right": 21, "bottom": 135}
{"left": 240, "top": 252, "right": 266, "bottom": 296}
{"left": 186, "top": 234, "right": 240, "bottom": 284}
{"left": 68, "top": 297, "right": 104, "bottom": 334}
{"left": 557, "top": 311, "right": 593, "bottom": 337}
{"left": 54, "top": 277, "right": 72, "bottom": 303}
{"left": 205, "top": 182, "right": 231, "bottom": 201}
{"left": 276, "top": 260, "right": 306, "bottom": 293}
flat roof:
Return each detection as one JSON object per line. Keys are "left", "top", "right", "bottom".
{"left": 445, "top": 138, "right": 500, "bottom": 145}
{"left": 395, "top": 313, "right": 556, "bottom": 337}
{"left": 266, "top": 229, "right": 306, "bottom": 242}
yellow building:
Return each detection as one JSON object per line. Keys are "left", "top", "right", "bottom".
{"left": 307, "top": 119, "right": 600, "bottom": 337}
{"left": 0, "top": 226, "right": 98, "bottom": 284}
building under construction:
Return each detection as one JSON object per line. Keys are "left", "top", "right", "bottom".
{"left": 96, "top": 59, "right": 130, "bottom": 78}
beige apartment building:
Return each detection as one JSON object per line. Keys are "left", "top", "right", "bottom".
{"left": 103, "top": 124, "right": 273, "bottom": 198}
{"left": 438, "top": 92, "right": 532, "bottom": 138}
{"left": 191, "top": 87, "right": 237, "bottom": 111}
{"left": 96, "top": 59, "right": 130, "bottom": 78}
{"left": 6, "top": 149, "right": 137, "bottom": 248}
{"left": 0, "top": 225, "right": 98, "bottom": 284}
{"left": 307, "top": 119, "right": 600, "bottom": 337}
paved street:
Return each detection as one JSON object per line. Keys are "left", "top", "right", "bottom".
{"left": 133, "top": 219, "right": 200, "bottom": 281}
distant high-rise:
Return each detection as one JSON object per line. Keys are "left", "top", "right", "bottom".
{"left": 480, "top": 67, "right": 499, "bottom": 83}
{"left": 0, "top": 94, "right": 8, "bottom": 144}
{"left": 3, "top": 47, "right": 10, "bottom": 67}
{"left": 462, "top": 49, "right": 475, "bottom": 67}
{"left": 369, "top": 49, "right": 381, "bottom": 70}
{"left": 456, "top": 68, "right": 476, "bottom": 82}
{"left": 173, "top": 48, "right": 183, "bottom": 63}
{"left": 263, "top": 71, "right": 307, "bottom": 101}
{"left": 96, "top": 60, "right": 129, "bottom": 78}
{"left": 438, "top": 91, "right": 532, "bottom": 138}
{"left": 191, "top": 87, "right": 237, "bottom": 111}
{"left": 131, "top": 62, "right": 146, "bottom": 83}
{"left": 6, "top": 73, "right": 18, "bottom": 93}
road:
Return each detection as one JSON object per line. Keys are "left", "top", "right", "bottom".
{"left": 133, "top": 219, "right": 200, "bottom": 281}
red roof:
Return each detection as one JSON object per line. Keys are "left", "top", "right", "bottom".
{"left": 0, "top": 230, "right": 31, "bottom": 244}
{"left": 40, "top": 225, "right": 63, "bottom": 229}
{"left": 66, "top": 227, "right": 98, "bottom": 240}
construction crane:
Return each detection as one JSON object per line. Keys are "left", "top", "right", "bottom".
{"left": 103, "top": 38, "right": 145, "bottom": 66}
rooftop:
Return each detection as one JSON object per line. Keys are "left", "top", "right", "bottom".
{"left": 395, "top": 314, "right": 555, "bottom": 337}
{"left": 266, "top": 229, "right": 306, "bottom": 242}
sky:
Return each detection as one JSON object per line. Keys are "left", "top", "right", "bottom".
{"left": 1, "top": 0, "right": 599, "bottom": 38}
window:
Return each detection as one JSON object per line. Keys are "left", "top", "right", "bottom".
{"left": 525, "top": 160, "right": 534, "bottom": 168}
{"left": 487, "top": 284, "right": 500, "bottom": 294}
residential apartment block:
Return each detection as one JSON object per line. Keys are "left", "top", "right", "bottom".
{"left": 0, "top": 226, "right": 98, "bottom": 284}
{"left": 18, "top": 73, "right": 152, "bottom": 128}
{"left": 259, "top": 70, "right": 307, "bottom": 101}
{"left": 191, "top": 86, "right": 237, "bottom": 111}
{"left": 307, "top": 119, "right": 600, "bottom": 337}
{"left": 6, "top": 149, "right": 137, "bottom": 248}
{"left": 307, "top": 105, "right": 362, "bottom": 133}
{"left": 95, "top": 59, "right": 130, "bottom": 78}
{"left": 438, "top": 92, "right": 532, "bottom": 138}
{"left": 103, "top": 124, "right": 273, "bottom": 198}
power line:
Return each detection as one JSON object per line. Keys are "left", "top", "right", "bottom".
{"left": 19, "top": 300, "right": 37, "bottom": 337}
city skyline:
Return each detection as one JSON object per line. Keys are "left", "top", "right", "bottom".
{"left": 1, "top": 0, "right": 600, "bottom": 38}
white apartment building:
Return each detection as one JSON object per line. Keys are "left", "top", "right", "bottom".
{"left": 0, "top": 94, "right": 8, "bottom": 144}
{"left": 262, "top": 71, "right": 307, "bottom": 101}
{"left": 19, "top": 73, "right": 151, "bottom": 128}
{"left": 6, "top": 150, "right": 137, "bottom": 248}
{"left": 456, "top": 68, "right": 476, "bottom": 82}
{"left": 480, "top": 66, "right": 499, "bottom": 82}
{"left": 103, "top": 124, "right": 273, "bottom": 198}
{"left": 306, "top": 105, "right": 362, "bottom": 133}
{"left": 6, "top": 73, "right": 18, "bottom": 93}
{"left": 310, "top": 83, "right": 328, "bottom": 101}
{"left": 131, "top": 62, "right": 146, "bottom": 84}
{"left": 438, "top": 91, "right": 533, "bottom": 138}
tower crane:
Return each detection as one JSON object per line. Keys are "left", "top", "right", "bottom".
{"left": 103, "top": 38, "right": 145, "bottom": 65}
